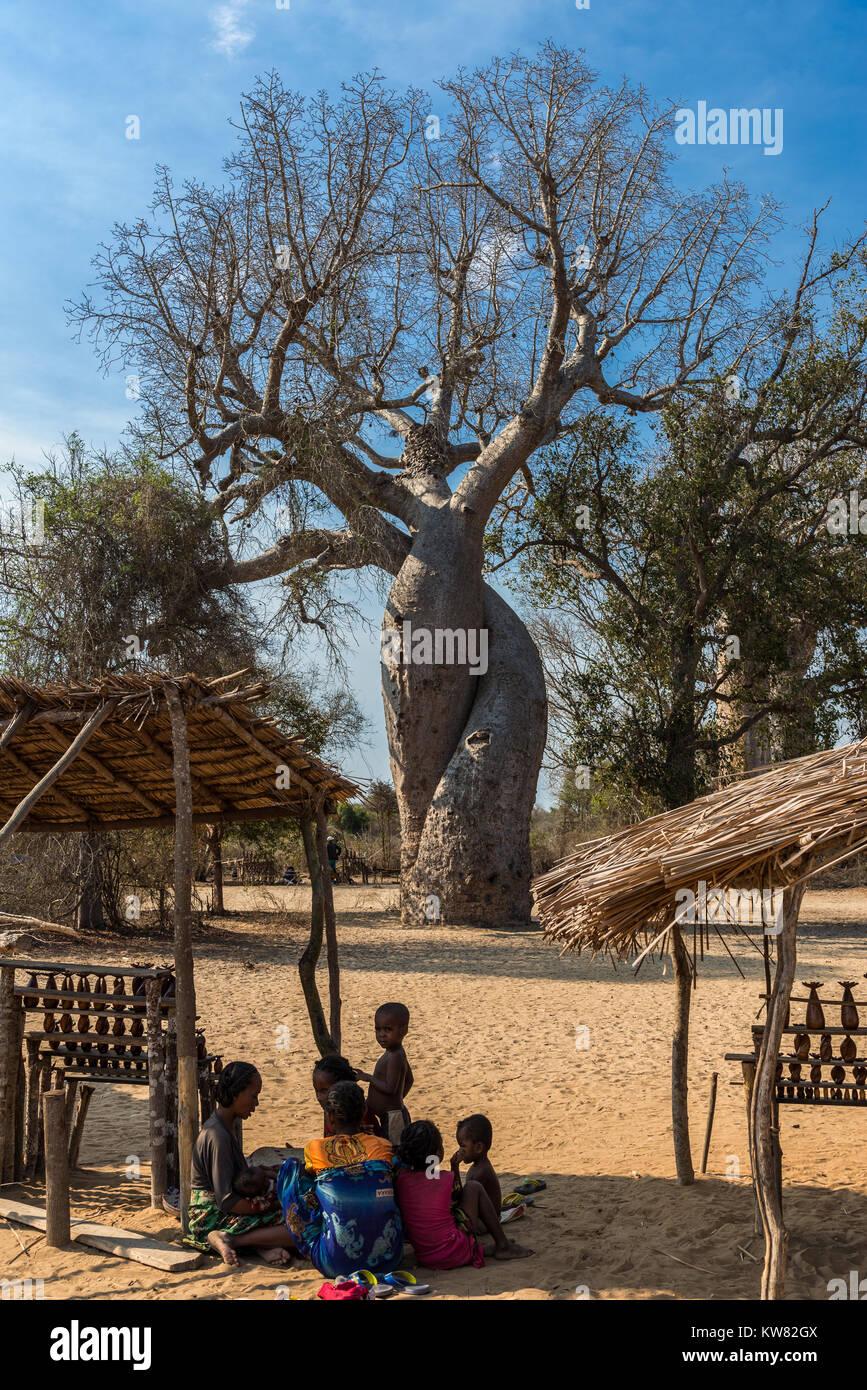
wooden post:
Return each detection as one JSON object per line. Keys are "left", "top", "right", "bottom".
{"left": 700, "top": 1071, "right": 719, "bottom": 1175}
{"left": 211, "top": 825, "right": 224, "bottom": 914}
{"left": 145, "top": 978, "right": 167, "bottom": 1205}
{"left": 740, "top": 1060, "right": 761, "bottom": 1235}
{"left": 63, "top": 1075, "right": 79, "bottom": 1133}
{"left": 316, "top": 803, "right": 341, "bottom": 1052}
{"left": 749, "top": 882, "right": 805, "bottom": 1301}
{"left": 13, "top": 994, "right": 26, "bottom": 1180}
{"left": 67, "top": 1083, "right": 95, "bottom": 1169}
{"left": 299, "top": 812, "right": 334, "bottom": 1054}
{"left": 166, "top": 683, "right": 199, "bottom": 1236}
{"left": 35, "top": 1054, "right": 52, "bottom": 1177}
{"left": 43, "top": 1089, "right": 70, "bottom": 1247}
{"left": 165, "top": 1011, "right": 178, "bottom": 1190}
{"left": 0, "top": 967, "right": 19, "bottom": 1182}
{"left": 23, "top": 1038, "right": 42, "bottom": 1178}
{"left": 671, "top": 923, "right": 695, "bottom": 1185}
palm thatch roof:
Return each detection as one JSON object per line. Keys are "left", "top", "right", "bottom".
{"left": 534, "top": 740, "right": 867, "bottom": 962}
{"left": 0, "top": 672, "right": 357, "bottom": 834}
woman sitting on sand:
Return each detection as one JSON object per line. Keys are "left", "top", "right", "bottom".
{"left": 186, "top": 1061, "right": 296, "bottom": 1267}
{"left": 277, "top": 1080, "right": 403, "bottom": 1278}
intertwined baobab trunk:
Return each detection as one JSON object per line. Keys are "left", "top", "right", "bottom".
{"left": 382, "top": 506, "right": 547, "bottom": 927}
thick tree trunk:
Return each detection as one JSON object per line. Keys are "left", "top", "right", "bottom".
{"left": 382, "top": 510, "right": 546, "bottom": 927}
{"left": 210, "top": 825, "right": 224, "bottom": 914}
{"left": 75, "top": 833, "right": 105, "bottom": 931}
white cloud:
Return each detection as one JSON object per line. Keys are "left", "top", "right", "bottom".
{"left": 209, "top": 0, "right": 255, "bottom": 58}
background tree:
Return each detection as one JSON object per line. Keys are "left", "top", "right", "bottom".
{"left": 490, "top": 299, "right": 867, "bottom": 1180}
{"left": 72, "top": 45, "right": 814, "bottom": 926}
{"left": 0, "top": 439, "right": 366, "bottom": 927}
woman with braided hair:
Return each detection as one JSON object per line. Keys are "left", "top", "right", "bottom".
{"left": 186, "top": 1061, "right": 295, "bottom": 1266}
{"left": 277, "top": 1080, "right": 403, "bottom": 1278}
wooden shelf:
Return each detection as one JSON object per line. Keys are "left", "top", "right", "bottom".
{"left": 777, "top": 1095, "right": 867, "bottom": 1107}
{"left": 0, "top": 958, "right": 171, "bottom": 978}
{"left": 726, "top": 1051, "right": 867, "bottom": 1065}
{"left": 753, "top": 1025, "right": 867, "bottom": 1036}
{"left": 14, "top": 987, "right": 171, "bottom": 1010}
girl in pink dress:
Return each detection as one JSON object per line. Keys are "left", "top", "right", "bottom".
{"left": 394, "top": 1121, "right": 532, "bottom": 1268}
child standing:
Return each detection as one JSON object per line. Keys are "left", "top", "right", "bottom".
{"left": 354, "top": 1002, "right": 413, "bottom": 1146}
{"left": 394, "top": 1121, "right": 532, "bottom": 1267}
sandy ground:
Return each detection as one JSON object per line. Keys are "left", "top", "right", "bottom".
{"left": 2, "top": 883, "right": 867, "bottom": 1301}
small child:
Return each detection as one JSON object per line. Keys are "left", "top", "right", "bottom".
{"left": 312, "top": 1054, "right": 381, "bottom": 1136}
{"left": 232, "top": 1164, "right": 276, "bottom": 1212}
{"left": 394, "top": 1121, "right": 532, "bottom": 1267}
{"left": 354, "top": 1002, "right": 413, "bottom": 1146}
{"left": 451, "top": 1113, "right": 501, "bottom": 1212}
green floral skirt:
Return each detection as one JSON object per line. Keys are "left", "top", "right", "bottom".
{"left": 184, "top": 1187, "right": 285, "bottom": 1253}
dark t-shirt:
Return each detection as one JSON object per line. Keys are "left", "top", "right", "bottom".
{"left": 190, "top": 1112, "right": 247, "bottom": 1213}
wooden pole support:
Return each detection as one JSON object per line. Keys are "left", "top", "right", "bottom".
{"left": 64, "top": 1075, "right": 80, "bottom": 1132}
{"left": 316, "top": 803, "right": 341, "bottom": 1052}
{"left": 13, "top": 995, "right": 26, "bottom": 1180}
{"left": 35, "top": 1054, "right": 52, "bottom": 1177}
{"left": 299, "top": 812, "right": 333, "bottom": 1054}
{"left": 43, "top": 1089, "right": 70, "bottom": 1247}
{"left": 671, "top": 923, "right": 695, "bottom": 1186}
{"left": 166, "top": 682, "right": 199, "bottom": 1235}
{"left": 67, "top": 1083, "right": 95, "bottom": 1169}
{"left": 23, "top": 1038, "right": 42, "bottom": 1178}
{"left": 700, "top": 1071, "right": 719, "bottom": 1174}
{"left": 0, "top": 966, "right": 19, "bottom": 1182}
{"left": 165, "top": 1011, "right": 178, "bottom": 1190}
{"left": 145, "top": 978, "right": 167, "bottom": 1205}
{"left": 750, "top": 882, "right": 805, "bottom": 1301}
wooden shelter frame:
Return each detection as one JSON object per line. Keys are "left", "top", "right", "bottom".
{"left": 533, "top": 740, "right": 867, "bottom": 1301}
{"left": 0, "top": 672, "right": 357, "bottom": 1233}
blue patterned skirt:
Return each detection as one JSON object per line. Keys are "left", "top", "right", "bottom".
{"left": 277, "top": 1157, "right": 403, "bottom": 1278}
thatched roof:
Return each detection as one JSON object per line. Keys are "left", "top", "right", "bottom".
{"left": 0, "top": 672, "right": 357, "bottom": 834}
{"left": 534, "top": 740, "right": 867, "bottom": 961}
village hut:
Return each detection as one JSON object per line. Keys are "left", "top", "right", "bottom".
{"left": 533, "top": 739, "right": 867, "bottom": 1300}
{"left": 0, "top": 671, "right": 357, "bottom": 1232}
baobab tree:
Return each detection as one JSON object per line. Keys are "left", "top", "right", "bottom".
{"left": 75, "top": 44, "right": 797, "bottom": 926}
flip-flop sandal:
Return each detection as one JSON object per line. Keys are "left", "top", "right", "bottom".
{"left": 514, "top": 1178, "right": 547, "bottom": 1195}
{"left": 500, "top": 1202, "right": 527, "bottom": 1225}
{"left": 383, "top": 1270, "right": 431, "bottom": 1295}
{"left": 501, "top": 1192, "right": 533, "bottom": 1209}
{"left": 349, "top": 1268, "right": 395, "bottom": 1298}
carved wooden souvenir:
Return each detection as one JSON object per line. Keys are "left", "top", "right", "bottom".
{"left": 804, "top": 982, "right": 825, "bottom": 1030}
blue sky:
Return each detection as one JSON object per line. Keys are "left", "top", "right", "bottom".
{"left": 1, "top": 0, "right": 865, "bottom": 791}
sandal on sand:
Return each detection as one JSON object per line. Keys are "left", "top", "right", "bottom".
{"left": 514, "top": 1178, "right": 546, "bottom": 1195}
{"left": 501, "top": 1192, "right": 533, "bottom": 1210}
{"left": 383, "top": 1270, "right": 431, "bottom": 1295}
{"left": 500, "top": 1203, "right": 527, "bottom": 1225}
{"left": 348, "top": 1269, "right": 395, "bottom": 1298}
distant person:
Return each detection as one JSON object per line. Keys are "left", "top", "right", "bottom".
{"left": 354, "top": 1002, "right": 413, "bottom": 1145}
{"left": 281, "top": 864, "right": 298, "bottom": 885}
